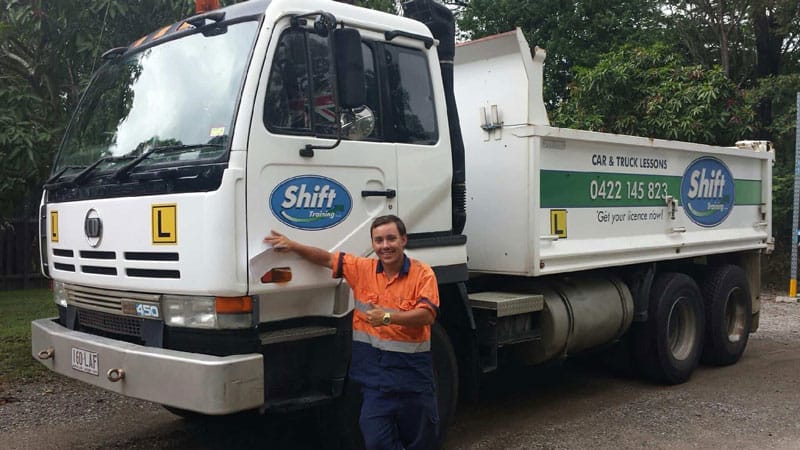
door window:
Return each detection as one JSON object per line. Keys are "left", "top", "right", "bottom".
{"left": 263, "top": 28, "right": 437, "bottom": 145}
{"left": 384, "top": 44, "right": 437, "bottom": 144}
{"left": 264, "top": 30, "right": 335, "bottom": 136}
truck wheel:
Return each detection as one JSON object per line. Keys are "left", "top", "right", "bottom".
{"left": 318, "top": 378, "right": 366, "bottom": 450}
{"left": 701, "top": 265, "right": 751, "bottom": 366}
{"left": 634, "top": 272, "right": 704, "bottom": 384}
{"left": 432, "top": 322, "right": 459, "bottom": 434}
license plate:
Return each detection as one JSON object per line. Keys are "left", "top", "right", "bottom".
{"left": 71, "top": 347, "right": 99, "bottom": 376}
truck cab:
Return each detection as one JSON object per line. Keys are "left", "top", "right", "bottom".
{"left": 34, "top": 0, "right": 464, "bottom": 415}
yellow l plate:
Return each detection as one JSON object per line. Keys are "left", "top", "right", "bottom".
{"left": 50, "top": 210, "right": 59, "bottom": 242}
{"left": 550, "top": 209, "right": 567, "bottom": 238}
{"left": 152, "top": 204, "right": 177, "bottom": 244}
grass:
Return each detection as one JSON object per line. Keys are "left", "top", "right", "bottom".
{"left": 0, "top": 288, "right": 58, "bottom": 384}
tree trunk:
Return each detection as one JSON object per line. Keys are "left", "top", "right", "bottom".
{"left": 751, "top": 5, "right": 783, "bottom": 138}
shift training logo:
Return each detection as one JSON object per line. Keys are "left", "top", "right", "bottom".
{"left": 270, "top": 175, "right": 352, "bottom": 230}
{"left": 680, "top": 157, "right": 735, "bottom": 227}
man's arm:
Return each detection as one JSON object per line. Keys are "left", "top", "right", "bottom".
{"left": 365, "top": 265, "right": 438, "bottom": 327}
{"left": 263, "top": 230, "right": 333, "bottom": 268}
{"left": 365, "top": 307, "right": 435, "bottom": 327}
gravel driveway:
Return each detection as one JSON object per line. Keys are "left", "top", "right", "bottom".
{"left": 1, "top": 292, "right": 799, "bottom": 449}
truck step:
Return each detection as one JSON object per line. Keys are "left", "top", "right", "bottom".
{"left": 259, "top": 326, "right": 337, "bottom": 345}
{"left": 469, "top": 291, "right": 544, "bottom": 317}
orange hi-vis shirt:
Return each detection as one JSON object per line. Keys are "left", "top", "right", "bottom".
{"left": 332, "top": 251, "right": 440, "bottom": 353}
{"left": 332, "top": 251, "right": 439, "bottom": 392}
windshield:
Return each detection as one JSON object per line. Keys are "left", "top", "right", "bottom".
{"left": 54, "top": 20, "right": 259, "bottom": 174}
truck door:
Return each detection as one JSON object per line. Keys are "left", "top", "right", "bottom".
{"left": 246, "top": 24, "right": 396, "bottom": 302}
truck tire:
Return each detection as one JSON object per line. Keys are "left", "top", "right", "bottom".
{"left": 432, "top": 322, "right": 459, "bottom": 435}
{"left": 633, "top": 272, "right": 705, "bottom": 385}
{"left": 700, "top": 265, "right": 751, "bottom": 366}
{"left": 318, "top": 378, "right": 366, "bottom": 450}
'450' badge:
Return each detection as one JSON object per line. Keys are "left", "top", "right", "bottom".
{"left": 270, "top": 175, "right": 352, "bottom": 230}
{"left": 680, "top": 157, "right": 735, "bottom": 227}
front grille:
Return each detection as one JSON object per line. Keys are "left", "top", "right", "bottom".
{"left": 77, "top": 309, "right": 142, "bottom": 337}
{"left": 81, "top": 266, "right": 117, "bottom": 275}
{"left": 126, "top": 268, "right": 180, "bottom": 279}
{"left": 80, "top": 250, "right": 116, "bottom": 259}
{"left": 125, "top": 252, "right": 179, "bottom": 261}
{"left": 54, "top": 263, "right": 75, "bottom": 272}
{"left": 49, "top": 247, "right": 181, "bottom": 280}
{"left": 66, "top": 284, "right": 161, "bottom": 314}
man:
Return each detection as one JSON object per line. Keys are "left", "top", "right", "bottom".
{"left": 264, "top": 215, "right": 440, "bottom": 450}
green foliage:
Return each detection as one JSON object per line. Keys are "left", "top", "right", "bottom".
{"left": 0, "top": 0, "right": 226, "bottom": 218}
{"left": 662, "top": 0, "right": 799, "bottom": 83}
{"left": 359, "top": 0, "right": 397, "bottom": 13}
{"left": 744, "top": 74, "right": 800, "bottom": 272}
{"left": 0, "top": 289, "right": 56, "bottom": 384}
{"left": 662, "top": 0, "right": 753, "bottom": 81}
{"left": 457, "top": 0, "right": 669, "bottom": 108}
{"left": 552, "top": 43, "right": 754, "bottom": 146}
{"left": 745, "top": 75, "right": 800, "bottom": 165}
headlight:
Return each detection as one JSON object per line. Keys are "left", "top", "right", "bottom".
{"left": 162, "top": 295, "right": 254, "bottom": 329}
{"left": 53, "top": 281, "right": 68, "bottom": 307}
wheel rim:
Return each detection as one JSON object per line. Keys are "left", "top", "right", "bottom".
{"left": 667, "top": 296, "right": 697, "bottom": 361}
{"left": 723, "top": 286, "right": 747, "bottom": 344}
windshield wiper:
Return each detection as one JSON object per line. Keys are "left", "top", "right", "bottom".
{"left": 71, "top": 155, "right": 136, "bottom": 186}
{"left": 44, "top": 157, "right": 131, "bottom": 190}
{"left": 112, "top": 143, "right": 226, "bottom": 180}
{"left": 44, "top": 165, "right": 86, "bottom": 187}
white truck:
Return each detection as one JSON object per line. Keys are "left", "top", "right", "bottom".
{"left": 32, "top": 0, "right": 773, "bottom": 436}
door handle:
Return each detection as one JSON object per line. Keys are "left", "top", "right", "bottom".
{"left": 361, "top": 189, "right": 396, "bottom": 199}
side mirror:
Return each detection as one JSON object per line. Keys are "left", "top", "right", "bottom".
{"left": 333, "top": 28, "right": 365, "bottom": 109}
{"left": 341, "top": 106, "right": 375, "bottom": 140}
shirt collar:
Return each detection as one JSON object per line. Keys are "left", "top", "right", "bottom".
{"left": 376, "top": 254, "right": 410, "bottom": 277}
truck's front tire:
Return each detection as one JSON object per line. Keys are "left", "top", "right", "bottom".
{"left": 634, "top": 272, "right": 705, "bottom": 384}
{"left": 700, "top": 265, "right": 751, "bottom": 366}
{"left": 432, "top": 322, "right": 458, "bottom": 433}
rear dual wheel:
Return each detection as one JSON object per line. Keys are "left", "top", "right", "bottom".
{"left": 634, "top": 272, "right": 704, "bottom": 384}
{"left": 700, "top": 265, "right": 751, "bottom": 366}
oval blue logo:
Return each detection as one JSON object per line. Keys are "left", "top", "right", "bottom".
{"left": 270, "top": 175, "right": 352, "bottom": 230}
{"left": 680, "top": 157, "right": 734, "bottom": 227}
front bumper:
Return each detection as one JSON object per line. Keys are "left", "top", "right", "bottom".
{"left": 32, "top": 318, "right": 264, "bottom": 415}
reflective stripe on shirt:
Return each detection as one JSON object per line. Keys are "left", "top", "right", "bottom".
{"left": 353, "top": 330, "right": 431, "bottom": 353}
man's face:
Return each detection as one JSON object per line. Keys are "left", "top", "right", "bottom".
{"left": 371, "top": 222, "right": 407, "bottom": 269}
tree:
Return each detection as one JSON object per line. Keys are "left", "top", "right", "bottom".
{"left": 359, "top": 0, "right": 397, "bottom": 13}
{"left": 663, "top": 0, "right": 752, "bottom": 79}
{"left": 0, "top": 0, "right": 228, "bottom": 217}
{"left": 552, "top": 43, "right": 754, "bottom": 145}
{"left": 745, "top": 74, "right": 800, "bottom": 270}
{"left": 456, "top": 0, "right": 667, "bottom": 108}
{"left": 748, "top": 0, "right": 799, "bottom": 139}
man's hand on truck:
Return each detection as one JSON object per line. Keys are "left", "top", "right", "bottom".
{"left": 263, "top": 230, "right": 333, "bottom": 267}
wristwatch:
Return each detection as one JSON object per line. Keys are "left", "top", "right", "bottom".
{"left": 382, "top": 312, "right": 392, "bottom": 325}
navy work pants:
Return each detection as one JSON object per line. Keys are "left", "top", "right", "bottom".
{"left": 359, "top": 388, "right": 440, "bottom": 450}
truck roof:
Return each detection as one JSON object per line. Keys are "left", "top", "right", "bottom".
{"left": 123, "top": 0, "right": 434, "bottom": 57}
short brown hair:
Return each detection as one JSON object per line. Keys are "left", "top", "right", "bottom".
{"left": 370, "top": 215, "right": 407, "bottom": 237}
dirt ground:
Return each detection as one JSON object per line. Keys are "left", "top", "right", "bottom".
{"left": 1, "top": 293, "right": 799, "bottom": 450}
